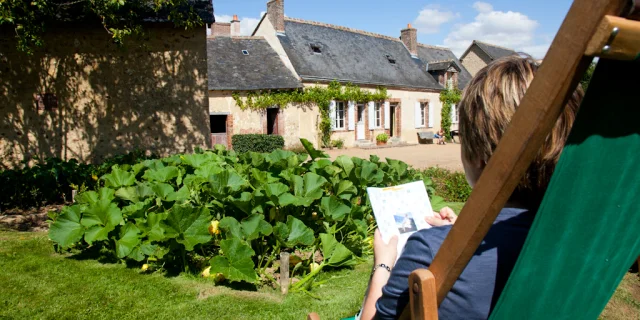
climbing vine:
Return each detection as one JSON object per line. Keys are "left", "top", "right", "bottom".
{"left": 232, "top": 81, "right": 388, "bottom": 147}
{"left": 439, "top": 84, "right": 462, "bottom": 140}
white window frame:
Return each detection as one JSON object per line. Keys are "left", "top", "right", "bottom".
{"left": 450, "top": 104, "right": 458, "bottom": 124}
{"left": 335, "top": 101, "right": 346, "bottom": 130}
{"left": 373, "top": 102, "right": 382, "bottom": 128}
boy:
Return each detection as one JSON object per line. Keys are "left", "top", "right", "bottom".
{"left": 359, "top": 55, "right": 584, "bottom": 320}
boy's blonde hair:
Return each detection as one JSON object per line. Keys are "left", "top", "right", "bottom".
{"left": 458, "top": 55, "right": 584, "bottom": 207}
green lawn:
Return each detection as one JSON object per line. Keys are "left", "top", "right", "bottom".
{"left": 1, "top": 201, "right": 637, "bottom": 320}
{"left": 0, "top": 231, "right": 370, "bottom": 320}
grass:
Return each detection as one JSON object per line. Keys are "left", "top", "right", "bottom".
{"left": 0, "top": 231, "right": 370, "bottom": 320}
{"left": 1, "top": 202, "right": 637, "bottom": 320}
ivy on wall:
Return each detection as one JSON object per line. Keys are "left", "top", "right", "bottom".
{"left": 439, "top": 85, "right": 462, "bottom": 140}
{"left": 232, "top": 81, "right": 388, "bottom": 147}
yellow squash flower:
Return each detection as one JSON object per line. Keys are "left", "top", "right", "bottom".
{"left": 208, "top": 220, "right": 220, "bottom": 235}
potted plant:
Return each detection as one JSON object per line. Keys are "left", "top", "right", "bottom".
{"left": 376, "top": 133, "right": 389, "bottom": 146}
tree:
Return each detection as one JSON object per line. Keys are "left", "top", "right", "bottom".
{"left": 0, "top": 0, "right": 205, "bottom": 54}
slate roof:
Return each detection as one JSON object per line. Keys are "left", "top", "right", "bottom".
{"left": 277, "top": 18, "right": 442, "bottom": 90}
{"left": 416, "top": 44, "right": 472, "bottom": 89}
{"left": 427, "top": 60, "right": 460, "bottom": 72}
{"left": 207, "top": 37, "right": 302, "bottom": 91}
{"left": 462, "top": 40, "right": 517, "bottom": 61}
{"left": 53, "top": 0, "right": 214, "bottom": 24}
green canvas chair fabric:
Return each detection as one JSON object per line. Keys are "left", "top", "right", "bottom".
{"left": 489, "top": 58, "right": 640, "bottom": 319}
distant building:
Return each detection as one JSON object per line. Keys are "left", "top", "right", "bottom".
{"left": 0, "top": 1, "right": 215, "bottom": 168}
{"left": 460, "top": 40, "right": 518, "bottom": 77}
{"left": 206, "top": 0, "right": 472, "bottom": 149}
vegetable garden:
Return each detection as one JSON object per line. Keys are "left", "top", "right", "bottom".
{"left": 48, "top": 139, "right": 444, "bottom": 292}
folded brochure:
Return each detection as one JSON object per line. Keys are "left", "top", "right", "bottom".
{"left": 367, "top": 181, "right": 435, "bottom": 258}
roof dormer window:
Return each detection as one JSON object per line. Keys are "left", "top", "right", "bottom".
{"left": 242, "top": 50, "right": 249, "bottom": 55}
{"left": 310, "top": 43, "right": 322, "bottom": 54}
{"left": 386, "top": 54, "right": 396, "bottom": 64}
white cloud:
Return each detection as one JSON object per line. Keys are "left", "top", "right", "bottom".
{"left": 444, "top": 2, "right": 550, "bottom": 59}
{"left": 413, "top": 6, "right": 458, "bottom": 34}
{"left": 212, "top": 13, "right": 264, "bottom": 36}
{"left": 472, "top": 2, "right": 493, "bottom": 13}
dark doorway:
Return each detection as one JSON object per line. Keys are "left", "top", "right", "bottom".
{"left": 389, "top": 105, "right": 396, "bottom": 137}
{"left": 210, "top": 114, "right": 228, "bottom": 147}
{"left": 267, "top": 108, "right": 279, "bottom": 135}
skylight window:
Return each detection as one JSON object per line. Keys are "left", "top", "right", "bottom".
{"left": 242, "top": 50, "right": 249, "bottom": 55}
{"left": 386, "top": 54, "right": 396, "bottom": 64}
{"left": 310, "top": 44, "right": 322, "bottom": 54}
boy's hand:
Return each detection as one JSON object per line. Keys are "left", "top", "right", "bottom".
{"left": 373, "top": 229, "right": 398, "bottom": 267}
{"left": 425, "top": 207, "right": 458, "bottom": 226}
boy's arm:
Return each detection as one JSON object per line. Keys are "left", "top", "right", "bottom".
{"left": 360, "top": 230, "right": 398, "bottom": 320}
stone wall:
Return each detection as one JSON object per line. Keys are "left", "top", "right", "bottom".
{"left": 461, "top": 46, "right": 492, "bottom": 77}
{"left": 0, "top": 24, "right": 209, "bottom": 168}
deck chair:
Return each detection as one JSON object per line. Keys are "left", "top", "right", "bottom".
{"left": 306, "top": 0, "right": 640, "bottom": 319}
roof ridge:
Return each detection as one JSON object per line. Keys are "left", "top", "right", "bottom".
{"left": 428, "top": 59, "right": 454, "bottom": 63}
{"left": 417, "top": 43, "right": 450, "bottom": 50}
{"left": 284, "top": 17, "right": 401, "bottom": 42}
{"left": 473, "top": 40, "right": 516, "bottom": 52}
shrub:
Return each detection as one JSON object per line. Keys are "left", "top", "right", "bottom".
{"left": 376, "top": 133, "right": 389, "bottom": 143}
{"left": 422, "top": 167, "right": 471, "bottom": 202}
{"left": 331, "top": 139, "right": 345, "bottom": 149}
{"left": 232, "top": 134, "right": 284, "bottom": 153}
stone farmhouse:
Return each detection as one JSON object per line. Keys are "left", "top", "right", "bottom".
{"left": 0, "top": 1, "right": 215, "bottom": 168}
{"left": 460, "top": 40, "right": 518, "bottom": 77}
{"left": 207, "top": 0, "right": 472, "bottom": 149}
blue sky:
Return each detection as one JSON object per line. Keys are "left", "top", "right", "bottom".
{"left": 212, "top": 0, "right": 573, "bottom": 59}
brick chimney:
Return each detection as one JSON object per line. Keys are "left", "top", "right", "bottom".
{"left": 210, "top": 22, "right": 231, "bottom": 37}
{"left": 231, "top": 14, "right": 241, "bottom": 36}
{"left": 401, "top": 23, "right": 418, "bottom": 57}
{"left": 267, "top": 0, "right": 285, "bottom": 33}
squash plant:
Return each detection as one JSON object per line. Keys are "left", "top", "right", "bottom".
{"left": 49, "top": 139, "right": 442, "bottom": 288}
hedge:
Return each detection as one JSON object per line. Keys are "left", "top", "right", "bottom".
{"left": 231, "top": 134, "right": 285, "bottom": 153}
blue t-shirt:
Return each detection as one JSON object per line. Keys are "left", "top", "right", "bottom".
{"left": 375, "top": 208, "right": 534, "bottom": 320}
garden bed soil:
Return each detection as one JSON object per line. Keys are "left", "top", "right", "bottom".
{"left": 0, "top": 204, "right": 64, "bottom": 231}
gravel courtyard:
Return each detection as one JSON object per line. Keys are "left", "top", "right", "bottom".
{"left": 325, "top": 144, "right": 463, "bottom": 171}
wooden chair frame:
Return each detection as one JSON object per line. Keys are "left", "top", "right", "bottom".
{"left": 307, "top": 0, "right": 640, "bottom": 319}
{"left": 403, "top": 0, "right": 640, "bottom": 319}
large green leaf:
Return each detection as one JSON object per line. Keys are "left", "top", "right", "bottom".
{"left": 334, "top": 155, "right": 354, "bottom": 177}
{"left": 102, "top": 166, "right": 136, "bottom": 188}
{"left": 291, "top": 172, "right": 327, "bottom": 206}
{"left": 49, "top": 205, "right": 85, "bottom": 248}
{"left": 81, "top": 189, "right": 123, "bottom": 244}
{"left": 357, "top": 161, "right": 384, "bottom": 185}
{"left": 115, "top": 223, "right": 141, "bottom": 259}
{"left": 274, "top": 215, "right": 315, "bottom": 248}
{"left": 121, "top": 199, "right": 152, "bottom": 219}
{"left": 143, "top": 166, "right": 179, "bottom": 183}
{"left": 386, "top": 158, "right": 409, "bottom": 177}
{"left": 194, "top": 163, "right": 223, "bottom": 178}
{"left": 76, "top": 188, "right": 115, "bottom": 206}
{"left": 319, "top": 233, "right": 356, "bottom": 268}
{"left": 161, "top": 204, "right": 212, "bottom": 251}
{"left": 128, "top": 241, "right": 158, "bottom": 262}
{"left": 266, "top": 149, "right": 299, "bottom": 169}
{"left": 210, "top": 238, "right": 258, "bottom": 283}
{"left": 181, "top": 153, "right": 217, "bottom": 168}
{"left": 250, "top": 168, "right": 279, "bottom": 186}
{"left": 241, "top": 214, "right": 273, "bottom": 241}
{"left": 219, "top": 214, "right": 272, "bottom": 241}
{"left": 166, "top": 185, "right": 190, "bottom": 202}
{"left": 300, "top": 138, "right": 329, "bottom": 160}
{"left": 152, "top": 183, "right": 174, "bottom": 200}
{"left": 209, "top": 171, "right": 247, "bottom": 197}
{"left": 115, "top": 186, "right": 138, "bottom": 203}
{"left": 320, "top": 196, "right": 351, "bottom": 221}
{"left": 137, "top": 211, "right": 167, "bottom": 242}
{"left": 231, "top": 192, "right": 253, "bottom": 215}
{"left": 264, "top": 182, "right": 290, "bottom": 206}
{"left": 335, "top": 180, "right": 357, "bottom": 200}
